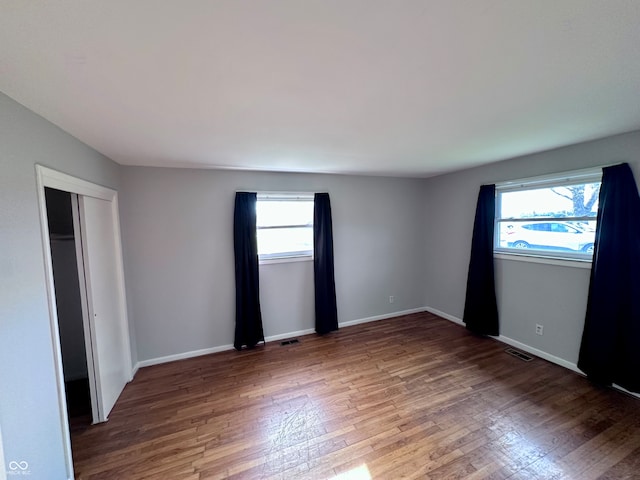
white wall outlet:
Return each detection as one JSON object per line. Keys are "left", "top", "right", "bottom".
{"left": 535, "top": 324, "right": 544, "bottom": 336}
{"left": 389, "top": 295, "right": 395, "bottom": 304}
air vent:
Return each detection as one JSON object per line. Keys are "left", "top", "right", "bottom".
{"left": 280, "top": 338, "right": 300, "bottom": 346}
{"left": 505, "top": 347, "right": 534, "bottom": 362}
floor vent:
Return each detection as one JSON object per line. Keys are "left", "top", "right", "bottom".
{"left": 505, "top": 348, "right": 534, "bottom": 362}
{"left": 280, "top": 338, "right": 300, "bottom": 346}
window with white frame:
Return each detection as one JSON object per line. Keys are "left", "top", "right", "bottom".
{"left": 495, "top": 170, "right": 602, "bottom": 260}
{"left": 256, "top": 193, "right": 314, "bottom": 261}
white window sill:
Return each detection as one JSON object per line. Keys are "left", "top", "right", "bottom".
{"left": 494, "top": 252, "right": 592, "bottom": 269}
{"left": 259, "top": 255, "right": 314, "bottom": 266}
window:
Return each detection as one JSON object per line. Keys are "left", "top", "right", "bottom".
{"left": 495, "top": 170, "right": 602, "bottom": 261}
{"left": 256, "top": 193, "right": 314, "bottom": 261}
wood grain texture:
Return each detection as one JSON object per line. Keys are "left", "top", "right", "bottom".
{"left": 71, "top": 312, "right": 640, "bottom": 479}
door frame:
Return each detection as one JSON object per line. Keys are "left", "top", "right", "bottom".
{"left": 35, "top": 165, "right": 133, "bottom": 479}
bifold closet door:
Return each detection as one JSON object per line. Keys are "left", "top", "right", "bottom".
{"left": 78, "top": 195, "right": 129, "bottom": 421}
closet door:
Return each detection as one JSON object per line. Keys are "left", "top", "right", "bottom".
{"left": 78, "top": 195, "right": 129, "bottom": 420}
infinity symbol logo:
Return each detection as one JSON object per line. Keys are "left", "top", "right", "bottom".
{"left": 8, "top": 461, "right": 29, "bottom": 471}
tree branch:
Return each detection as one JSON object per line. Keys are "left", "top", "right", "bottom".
{"left": 551, "top": 188, "right": 573, "bottom": 202}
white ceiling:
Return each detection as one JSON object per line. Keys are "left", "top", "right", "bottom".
{"left": 2, "top": 1, "right": 640, "bottom": 177}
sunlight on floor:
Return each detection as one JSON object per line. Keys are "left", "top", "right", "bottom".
{"left": 330, "top": 464, "right": 372, "bottom": 480}
{"left": 497, "top": 430, "right": 565, "bottom": 478}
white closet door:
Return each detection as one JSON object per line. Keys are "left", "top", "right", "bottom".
{"left": 79, "top": 196, "right": 129, "bottom": 420}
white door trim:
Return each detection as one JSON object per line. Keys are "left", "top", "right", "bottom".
{"left": 35, "top": 165, "right": 133, "bottom": 479}
{"left": 37, "top": 166, "right": 116, "bottom": 201}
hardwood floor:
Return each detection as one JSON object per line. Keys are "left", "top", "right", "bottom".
{"left": 71, "top": 312, "right": 640, "bottom": 479}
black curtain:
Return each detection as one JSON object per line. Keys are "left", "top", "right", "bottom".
{"left": 233, "top": 192, "right": 264, "bottom": 350}
{"left": 314, "top": 193, "right": 338, "bottom": 334}
{"left": 578, "top": 163, "right": 640, "bottom": 393}
{"left": 463, "top": 184, "right": 499, "bottom": 336}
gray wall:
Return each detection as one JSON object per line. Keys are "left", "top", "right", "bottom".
{"left": 423, "top": 130, "right": 640, "bottom": 365}
{"left": 4, "top": 81, "right": 640, "bottom": 476}
{"left": 119, "top": 167, "right": 427, "bottom": 362}
{"left": 0, "top": 92, "right": 121, "bottom": 479}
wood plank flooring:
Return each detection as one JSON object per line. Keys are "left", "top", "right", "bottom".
{"left": 71, "top": 312, "right": 640, "bottom": 479}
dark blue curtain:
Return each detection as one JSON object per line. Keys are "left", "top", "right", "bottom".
{"left": 578, "top": 163, "right": 640, "bottom": 393}
{"left": 463, "top": 184, "right": 499, "bottom": 336}
{"left": 233, "top": 192, "right": 264, "bottom": 350}
{"left": 314, "top": 193, "right": 338, "bottom": 334}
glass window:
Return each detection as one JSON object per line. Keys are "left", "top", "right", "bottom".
{"left": 495, "top": 172, "right": 601, "bottom": 260}
{"left": 256, "top": 195, "right": 314, "bottom": 261}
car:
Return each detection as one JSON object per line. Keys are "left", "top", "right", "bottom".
{"left": 503, "top": 221, "right": 595, "bottom": 253}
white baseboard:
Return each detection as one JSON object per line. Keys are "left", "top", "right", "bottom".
{"left": 136, "top": 343, "right": 235, "bottom": 368}
{"left": 339, "top": 307, "right": 427, "bottom": 328}
{"left": 130, "top": 306, "right": 640, "bottom": 400}
{"left": 264, "top": 328, "right": 315, "bottom": 343}
{"left": 424, "top": 305, "right": 581, "bottom": 372}
{"left": 499, "top": 336, "right": 639, "bottom": 399}
{"left": 424, "top": 305, "right": 640, "bottom": 400}
{"left": 497, "top": 335, "right": 581, "bottom": 374}
{"left": 423, "top": 306, "right": 465, "bottom": 326}
{"left": 136, "top": 307, "right": 427, "bottom": 369}
{"left": 613, "top": 383, "right": 640, "bottom": 400}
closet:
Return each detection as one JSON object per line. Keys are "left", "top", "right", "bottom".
{"left": 45, "top": 187, "right": 92, "bottom": 428}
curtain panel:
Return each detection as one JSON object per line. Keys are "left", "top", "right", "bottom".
{"left": 463, "top": 184, "right": 499, "bottom": 336}
{"left": 313, "top": 193, "right": 339, "bottom": 334}
{"left": 578, "top": 163, "right": 640, "bottom": 393}
{"left": 233, "top": 192, "right": 264, "bottom": 350}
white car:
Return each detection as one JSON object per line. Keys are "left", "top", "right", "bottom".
{"left": 504, "top": 221, "right": 595, "bottom": 253}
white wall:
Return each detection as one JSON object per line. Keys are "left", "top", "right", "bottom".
{"left": 0, "top": 92, "right": 122, "bottom": 479}
{"left": 119, "top": 167, "right": 427, "bottom": 362}
{"left": 423, "top": 130, "right": 640, "bottom": 365}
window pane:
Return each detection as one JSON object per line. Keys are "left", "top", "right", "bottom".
{"left": 497, "top": 180, "right": 600, "bottom": 257}
{"left": 257, "top": 227, "right": 313, "bottom": 257}
{"left": 500, "top": 183, "right": 600, "bottom": 219}
{"left": 498, "top": 221, "right": 596, "bottom": 254}
{"left": 257, "top": 200, "right": 314, "bottom": 227}
{"left": 256, "top": 197, "right": 314, "bottom": 259}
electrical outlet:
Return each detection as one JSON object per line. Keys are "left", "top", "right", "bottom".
{"left": 389, "top": 295, "right": 395, "bottom": 304}
{"left": 535, "top": 324, "right": 544, "bottom": 336}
